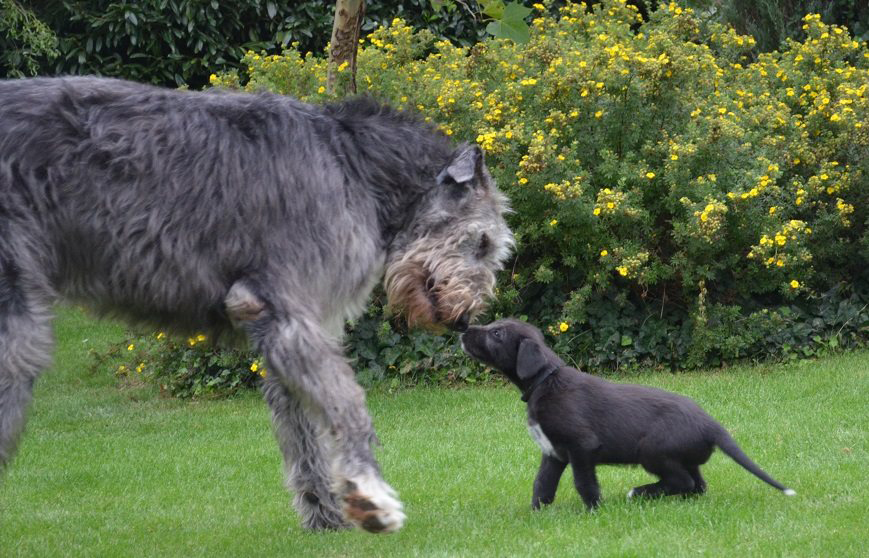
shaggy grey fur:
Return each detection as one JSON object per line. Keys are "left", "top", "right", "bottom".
{"left": 0, "top": 76, "right": 513, "bottom": 533}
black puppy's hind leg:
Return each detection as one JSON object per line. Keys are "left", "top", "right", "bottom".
{"left": 532, "top": 454, "right": 567, "bottom": 509}
{"left": 629, "top": 457, "right": 695, "bottom": 499}
{"left": 687, "top": 464, "right": 707, "bottom": 495}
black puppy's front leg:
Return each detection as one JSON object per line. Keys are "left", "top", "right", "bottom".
{"left": 532, "top": 454, "right": 568, "bottom": 509}
{"left": 568, "top": 450, "right": 601, "bottom": 510}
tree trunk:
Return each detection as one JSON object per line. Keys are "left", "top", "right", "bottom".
{"left": 327, "top": 0, "right": 364, "bottom": 96}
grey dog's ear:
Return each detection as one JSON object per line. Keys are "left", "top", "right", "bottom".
{"left": 437, "top": 144, "right": 483, "bottom": 186}
{"left": 516, "top": 338, "right": 548, "bottom": 380}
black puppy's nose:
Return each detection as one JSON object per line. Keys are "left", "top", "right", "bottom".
{"left": 451, "top": 312, "right": 470, "bottom": 332}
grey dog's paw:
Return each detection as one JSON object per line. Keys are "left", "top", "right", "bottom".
{"left": 341, "top": 476, "right": 406, "bottom": 534}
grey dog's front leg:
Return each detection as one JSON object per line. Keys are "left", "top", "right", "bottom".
{"left": 261, "top": 378, "right": 349, "bottom": 531}
{"left": 251, "top": 311, "right": 405, "bottom": 533}
{"left": 532, "top": 454, "right": 568, "bottom": 509}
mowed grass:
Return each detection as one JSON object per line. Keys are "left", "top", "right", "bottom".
{"left": 1, "top": 307, "right": 866, "bottom": 557}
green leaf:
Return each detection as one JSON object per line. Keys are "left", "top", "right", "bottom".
{"left": 480, "top": 0, "right": 506, "bottom": 20}
{"left": 485, "top": 2, "right": 531, "bottom": 43}
{"left": 621, "top": 335, "right": 633, "bottom": 347}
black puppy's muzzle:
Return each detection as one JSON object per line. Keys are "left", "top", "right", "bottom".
{"left": 459, "top": 325, "right": 484, "bottom": 356}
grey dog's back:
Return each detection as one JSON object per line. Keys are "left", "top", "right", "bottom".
{"left": 0, "top": 77, "right": 452, "bottom": 332}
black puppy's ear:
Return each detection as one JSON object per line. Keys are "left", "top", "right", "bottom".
{"left": 437, "top": 144, "right": 483, "bottom": 186}
{"left": 516, "top": 338, "right": 549, "bottom": 380}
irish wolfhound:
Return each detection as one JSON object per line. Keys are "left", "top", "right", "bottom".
{"left": 0, "top": 77, "right": 513, "bottom": 533}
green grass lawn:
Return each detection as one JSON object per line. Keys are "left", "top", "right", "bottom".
{"left": 1, "top": 307, "right": 866, "bottom": 557}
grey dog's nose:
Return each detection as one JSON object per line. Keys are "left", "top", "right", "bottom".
{"left": 451, "top": 312, "right": 470, "bottom": 332}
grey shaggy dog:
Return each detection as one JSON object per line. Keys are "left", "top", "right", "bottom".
{"left": 0, "top": 76, "right": 513, "bottom": 534}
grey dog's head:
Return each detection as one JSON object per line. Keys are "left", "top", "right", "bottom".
{"left": 461, "top": 319, "right": 563, "bottom": 386}
{"left": 384, "top": 144, "right": 513, "bottom": 332}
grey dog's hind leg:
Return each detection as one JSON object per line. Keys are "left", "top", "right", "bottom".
{"left": 261, "top": 378, "right": 350, "bottom": 530}
{"left": 0, "top": 273, "right": 53, "bottom": 470}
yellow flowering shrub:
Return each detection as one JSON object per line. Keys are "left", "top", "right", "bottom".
{"left": 110, "top": 331, "right": 262, "bottom": 398}
{"left": 200, "top": 1, "right": 868, "bottom": 372}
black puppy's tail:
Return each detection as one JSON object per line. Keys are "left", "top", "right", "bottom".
{"left": 713, "top": 428, "right": 796, "bottom": 496}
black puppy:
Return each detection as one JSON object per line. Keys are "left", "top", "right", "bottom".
{"left": 461, "top": 319, "right": 796, "bottom": 510}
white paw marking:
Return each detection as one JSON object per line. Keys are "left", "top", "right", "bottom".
{"left": 343, "top": 473, "right": 406, "bottom": 534}
{"left": 784, "top": 488, "right": 797, "bottom": 496}
{"left": 627, "top": 488, "right": 636, "bottom": 500}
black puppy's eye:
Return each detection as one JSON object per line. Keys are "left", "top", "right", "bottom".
{"left": 491, "top": 328, "right": 502, "bottom": 339}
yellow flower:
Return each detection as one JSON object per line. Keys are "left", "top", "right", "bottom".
{"left": 550, "top": 219, "right": 558, "bottom": 227}
{"left": 155, "top": 332, "right": 166, "bottom": 340}
{"left": 790, "top": 280, "right": 800, "bottom": 289}
{"left": 600, "top": 249, "right": 608, "bottom": 257}
{"left": 593, "top": 207, "right": 601, "bottom": 216}
{"left": 559, "top": 322, "right": 569, "bottom": 332}
{"left": 670, "top": 154, "right": 679, "bottom": 161}
{"left": 646, "top": 172, "right": 655, "bottom": 179}
{"left": 317, "top": 86, "right": 326, "bottom": 94}
{"left": 127, "top": 344, "right": 135, "bottom": 351}
{"left": 595, "top": 110, "right": 603, "bottom": 118}
{"left": 769, "top": 206, "right": 777, "bottom": 215}
{"left": 700, "top": 212, "right": 708, "bottom": 222}
{"left": 196, "top": 334, "right": 207, "bottom": 342}
{"left": 250, "top": 361, "right": 259, "bottom": 373}
{"left": 616, "top": 266, "right": 628, "bottom": 277}
{"left": 209, "top": 74, "right": 217, "bottom": 83}
{"left": 518, "top": 177, "right": 528, "bottom": 185}
{"left": 606, "top": 202, "right": 614, "bottom": 209}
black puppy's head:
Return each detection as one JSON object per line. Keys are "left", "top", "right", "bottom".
{"left": 461, "top": 319, "right": 562, "bottom": 386}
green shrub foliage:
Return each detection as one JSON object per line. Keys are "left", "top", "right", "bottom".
{"left": 707, "top": 0, "right": 869, "bottom": 51}
{"left": 0, "top": 0, "right": 59, "bottom": 77}
{"left": 108, "top": 1, "right": 868, "bottom": 395}
{"left": 16, "top": 0, "right": 490, "bottom": 87}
